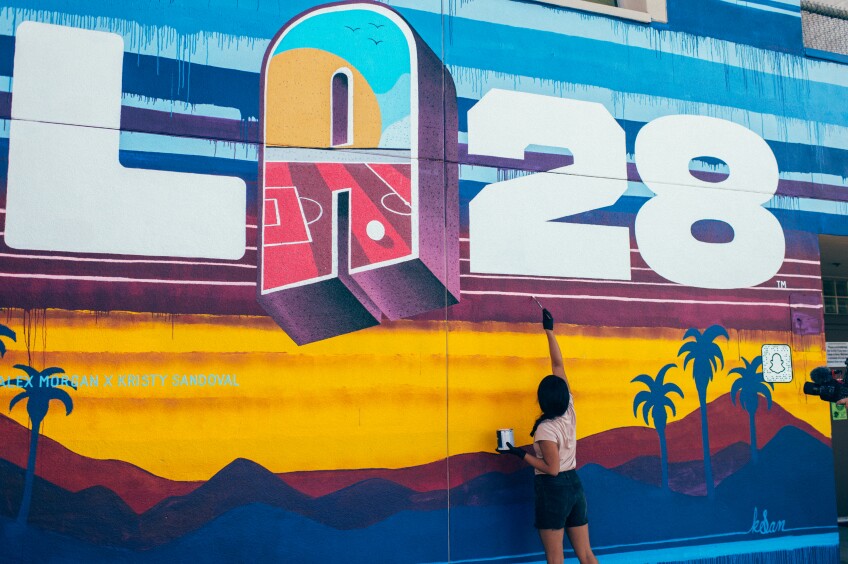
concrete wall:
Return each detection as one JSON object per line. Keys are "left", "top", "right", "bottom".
{"left": 0, "top": 0, "right": 844, "bottom": 562}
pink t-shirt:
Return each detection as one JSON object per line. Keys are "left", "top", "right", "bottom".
{"left": 532, "top": 402, "right": 576, "bottom": 475}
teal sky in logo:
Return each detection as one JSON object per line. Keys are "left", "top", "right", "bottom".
{"left": 273, "top": 9, "right": 410, "bottom": 95}
{"left": 273, "top": 8, "right": 412, "bottom": 146}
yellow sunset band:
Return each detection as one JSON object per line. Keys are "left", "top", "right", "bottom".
{"left": 0, "top": 310, "right": 830, "bottom": 482}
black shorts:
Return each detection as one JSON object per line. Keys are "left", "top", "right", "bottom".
{"left": 534, "top": 470, "right": 589, "bottom": 530}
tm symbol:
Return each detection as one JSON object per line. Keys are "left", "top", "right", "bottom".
{"left": 776, "top": 280, "right": 787, "bottom": 289}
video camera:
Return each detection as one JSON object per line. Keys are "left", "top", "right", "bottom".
{"left": 803, "top": 363, "right": 848, "bottom": 403}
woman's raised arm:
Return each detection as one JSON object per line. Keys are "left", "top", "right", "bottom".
{"left": 543, "top": 309, "right": 568, "bottom": 386}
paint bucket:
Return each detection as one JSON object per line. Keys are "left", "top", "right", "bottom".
{"left": 496, "top": 428, "right": 514, "bottom": 451}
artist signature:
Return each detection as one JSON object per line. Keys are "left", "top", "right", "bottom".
{"left": 747, "top": 507, "right": 786, "bottom": 535}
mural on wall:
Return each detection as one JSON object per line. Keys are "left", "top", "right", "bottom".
{"left": 0, "top": 0, "right": 844, "bottom": 562}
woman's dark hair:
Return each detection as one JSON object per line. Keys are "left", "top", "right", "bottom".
{"left": 530, "top": 375, "right": 570, "bottom": 437}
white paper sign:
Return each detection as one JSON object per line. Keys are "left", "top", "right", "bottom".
{"left": 762, "top": 344, "right": 792, "bottom": 383}
{"left": 826, "top": 342, "right": 848, "bottom": 367}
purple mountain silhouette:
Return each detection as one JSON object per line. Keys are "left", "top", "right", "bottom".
{"left": 0, "top": 413, "right": 201, "bottom": 513}
{"left": 0, "top": 423, "right": 830, "bottom": 551}
{"left": 0, "top": 393, "right": 823, "bottom": 515}
{"left": 612, "top": 441, "right": 751, "bottom": 495}
{"left": 1, "top": 455, "right": 448, "bottom": 550}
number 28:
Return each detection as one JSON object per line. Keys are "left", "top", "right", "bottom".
{"left": 467, "top": 89, "right": 784, "bottom": 289}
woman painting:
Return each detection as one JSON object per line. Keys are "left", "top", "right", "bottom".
{"left": 501, "top": 308, "right": 598, "bottom": 564}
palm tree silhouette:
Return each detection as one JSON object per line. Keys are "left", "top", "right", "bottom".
{"left": 0, "top": 322, "right": 16, "bottom": 357}
{"left": 678, "top": 325, "right": 728, "bottom": 498}
{"left": 632, "top": 363, "right": 684, "bottom": 490}
{"left": 8, "top": 364, "right": 75, "bottom": 524}
{"left": 729, "top": 356, "right": 773, "bottom": 464}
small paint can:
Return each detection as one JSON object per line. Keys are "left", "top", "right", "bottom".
{"left": 496, "top": 428, "right": 514, "bottom": 451}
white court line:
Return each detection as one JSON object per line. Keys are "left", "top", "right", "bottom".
{"left": 366, "top": 163, "right": 412, "bottom": 207}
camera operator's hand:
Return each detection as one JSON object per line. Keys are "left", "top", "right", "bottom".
{"left": 542, "top": 309, "right": 554, "bottom": 331}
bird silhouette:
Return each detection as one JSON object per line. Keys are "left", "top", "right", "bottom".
{"left": 368, "top": 37, "right": 383, "bottom": 45}
{"left": 344, "top": 25, "right": 361, "bottom": 32}
{"left": 369, "top": 22, "right": 385, "bottom": 28}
